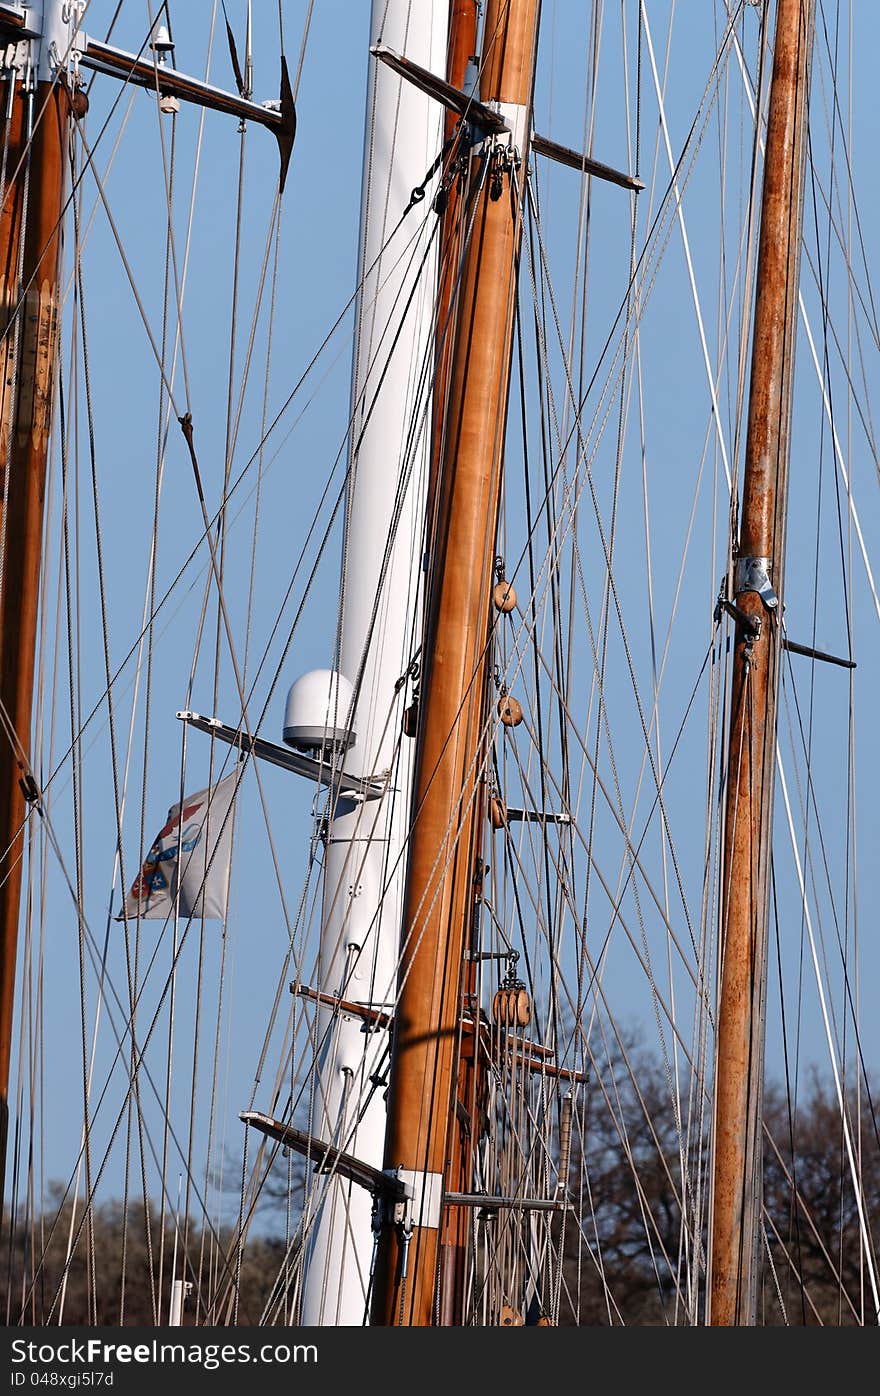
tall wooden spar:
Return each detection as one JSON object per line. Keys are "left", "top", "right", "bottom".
{"left": 372, "top": 0, "right": 540, "bottom": 1327}
{"left": 708, "top": 0, "right": 815, "bottom": 1326}
{"left": 0, "top": 3, "right": 71, "bottom": 1199}
{"left": 432, "top": 2, "right": 480, "bottom": 1326}
{"left": 429, "top": 0, "right": 478, "bottom": 535}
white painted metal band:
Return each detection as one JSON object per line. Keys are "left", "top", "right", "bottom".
{"left": 394, "top": 1169, "right": 444, "bottom": 1229}
{"left": 486, "top": 98, "right": 529, "bottom": 155}
{"left": 34, "top": 1, "right": 81, "bottom": 81}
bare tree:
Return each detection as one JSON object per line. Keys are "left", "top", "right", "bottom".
{"left": 557, "top": 1039, "right": 879, "bottom": 1325}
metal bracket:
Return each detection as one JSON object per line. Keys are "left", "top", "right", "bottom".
{"left": 383, "top": 1167, "right": 444, "bottom": 1230}
{"left": 0, "top": 40, "right": 29, "bottom": 78}
{"left": 734, "top": 555, "right": 778, "bottom": 612}
{"left": 487, "top": 99, "right": 527, "bottom": 158}
{"left": 717, "top": 596, "right": 761, "bottom": 641}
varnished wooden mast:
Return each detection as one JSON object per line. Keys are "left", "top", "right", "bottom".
{"left": 428, "top": 0, "right": 477, "bottom": 549}
{"left": 432, "top": 0, "right": 480, "bottom": 1329}
{"left": 708, "top": 0, "right": 815, "bottom": 1326}
{"left": 371, "top": 0, "right": 540, "bottom": 1327}
{"left": 0, "top": 71, "right": 70, "bottom": 1203}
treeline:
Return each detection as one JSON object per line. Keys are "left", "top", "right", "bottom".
{"left": 1, "top": 1191, "right": 287, "bottom": 1326}
{"left": 557, "top": 1049, "right": 879, "bottom": 1325}
{"left": 2, "top": 1057, "right": 877, "bottom": 1325}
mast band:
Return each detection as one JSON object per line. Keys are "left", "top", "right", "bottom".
{"left": 384, "top": 1168, "right": 444, "bottom": 1229}
{"left": 488, "top": 100, "right": 528, "bottom": 155}
{"left": 734, "top": 555, "right": 779, "bottom": 611}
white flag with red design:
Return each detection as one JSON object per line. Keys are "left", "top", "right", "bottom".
{"left": 120, "top": 772, "right": 237, "bottom": 920}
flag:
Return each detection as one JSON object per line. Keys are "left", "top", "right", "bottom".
{"left": 120, "top": 772, "right": 238, "bottom": 921}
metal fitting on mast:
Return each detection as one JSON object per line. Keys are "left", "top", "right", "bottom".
{"left": 485, "top": 99, "right": 528, "bottom": 157}
{"left": 380, "top": 1168, "right": 444, "bottom": 1231}
{"left": 35, "top": 0, "right": 84, "bottom": 82}
{"left": 733, "top": 554, "right": 779, "bottom": 611}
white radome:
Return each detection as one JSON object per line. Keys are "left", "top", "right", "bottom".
{"left": 282, "top": 668, "right": 356, "bottom": 755}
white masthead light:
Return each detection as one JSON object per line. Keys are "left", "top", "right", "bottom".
{"left": 150, "top": 25, "right": 175, "bottom": 62}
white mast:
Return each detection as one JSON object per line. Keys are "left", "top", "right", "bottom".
{"left": 297, "top": 0, "right": 445, "bottom": 1325}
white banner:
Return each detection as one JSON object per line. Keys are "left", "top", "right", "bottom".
{"left": 121, "top": 772, "right": 238, "bottom": 921}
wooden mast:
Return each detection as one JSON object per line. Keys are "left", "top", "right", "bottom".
{"left": 371, "top": 0, "right": 540, "bottom": 1327}
{"left": 708, "top": 0, "right": 815, "bottom": 1326}
{"left": 428, "top": 0, "right": 478, "bottom": 544}
{"left": 0, "top": 28, "right": 71, "bottom": 1203}
{"left": 431, "top": 0, "right": 480, "bottom": 1329}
